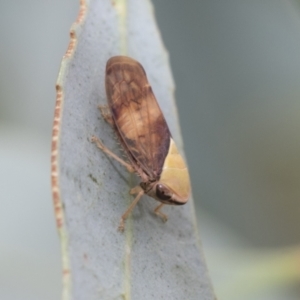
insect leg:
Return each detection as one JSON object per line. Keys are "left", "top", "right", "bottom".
{"left": 129, "top": 185, "right": 143, "bottom": 195}
{"left": 154, "top": 203, "right": 168, "bottom": 223}
{"left": 98, "top": 105, "right": 114, "bottom": 126}
{"left": 118, "top": 190, "right": 144, "bottom": 231}
{"left": 91, "top": 136, "right": 134, "bottom": 173}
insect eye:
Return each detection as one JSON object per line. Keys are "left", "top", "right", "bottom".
{"left": 156, "top": 184, "right": 172, "bottom": 200}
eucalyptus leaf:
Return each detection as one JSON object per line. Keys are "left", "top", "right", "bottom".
{"left": 52, "top": 0, "right": 216, "bottom": 299}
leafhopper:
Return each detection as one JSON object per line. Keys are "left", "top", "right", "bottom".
{"left": 92, "top": 56, "right": 191, "bottom": 231}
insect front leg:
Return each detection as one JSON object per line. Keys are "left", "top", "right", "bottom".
{"left": 91, "top": 136, "right": 134, "bottom": 173}
{"left": 154, "top": 203, "right": 168, "bottom": 223}
{"left": 118, "top": 190, "right": 144, "bottom": 232}
{"left": 98, "top": 105, "right": 114, "bottom": 126}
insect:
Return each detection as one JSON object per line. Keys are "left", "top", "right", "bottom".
{"left": 91, "top": 56, "right": 190, "bottom": 231}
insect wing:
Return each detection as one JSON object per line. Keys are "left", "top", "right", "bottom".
{"left": 105, "top": 56, "right": 171, "bottom": 179}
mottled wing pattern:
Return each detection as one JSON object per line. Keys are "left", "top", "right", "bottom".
{"left": 105, "top": 56, "right": 171, "bottom": 180}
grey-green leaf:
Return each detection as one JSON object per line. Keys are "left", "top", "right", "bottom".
{"left": 51, "top": 0, "right": 216, "bottom": 299}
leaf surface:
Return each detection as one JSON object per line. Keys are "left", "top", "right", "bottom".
{"left": 51, "top": 0, "right": 216, "bottom": 299}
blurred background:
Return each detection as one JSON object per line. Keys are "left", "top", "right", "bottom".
{"left": 1, "top": 0, "right": 300, "bottom": 299}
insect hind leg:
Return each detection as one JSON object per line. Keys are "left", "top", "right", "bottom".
{"left": 91, "top": 135, "right": 134, "bottom": 173}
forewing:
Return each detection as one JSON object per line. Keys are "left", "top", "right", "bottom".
{"left": 105, "top": 56, "right": 170, "bottom": 179}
